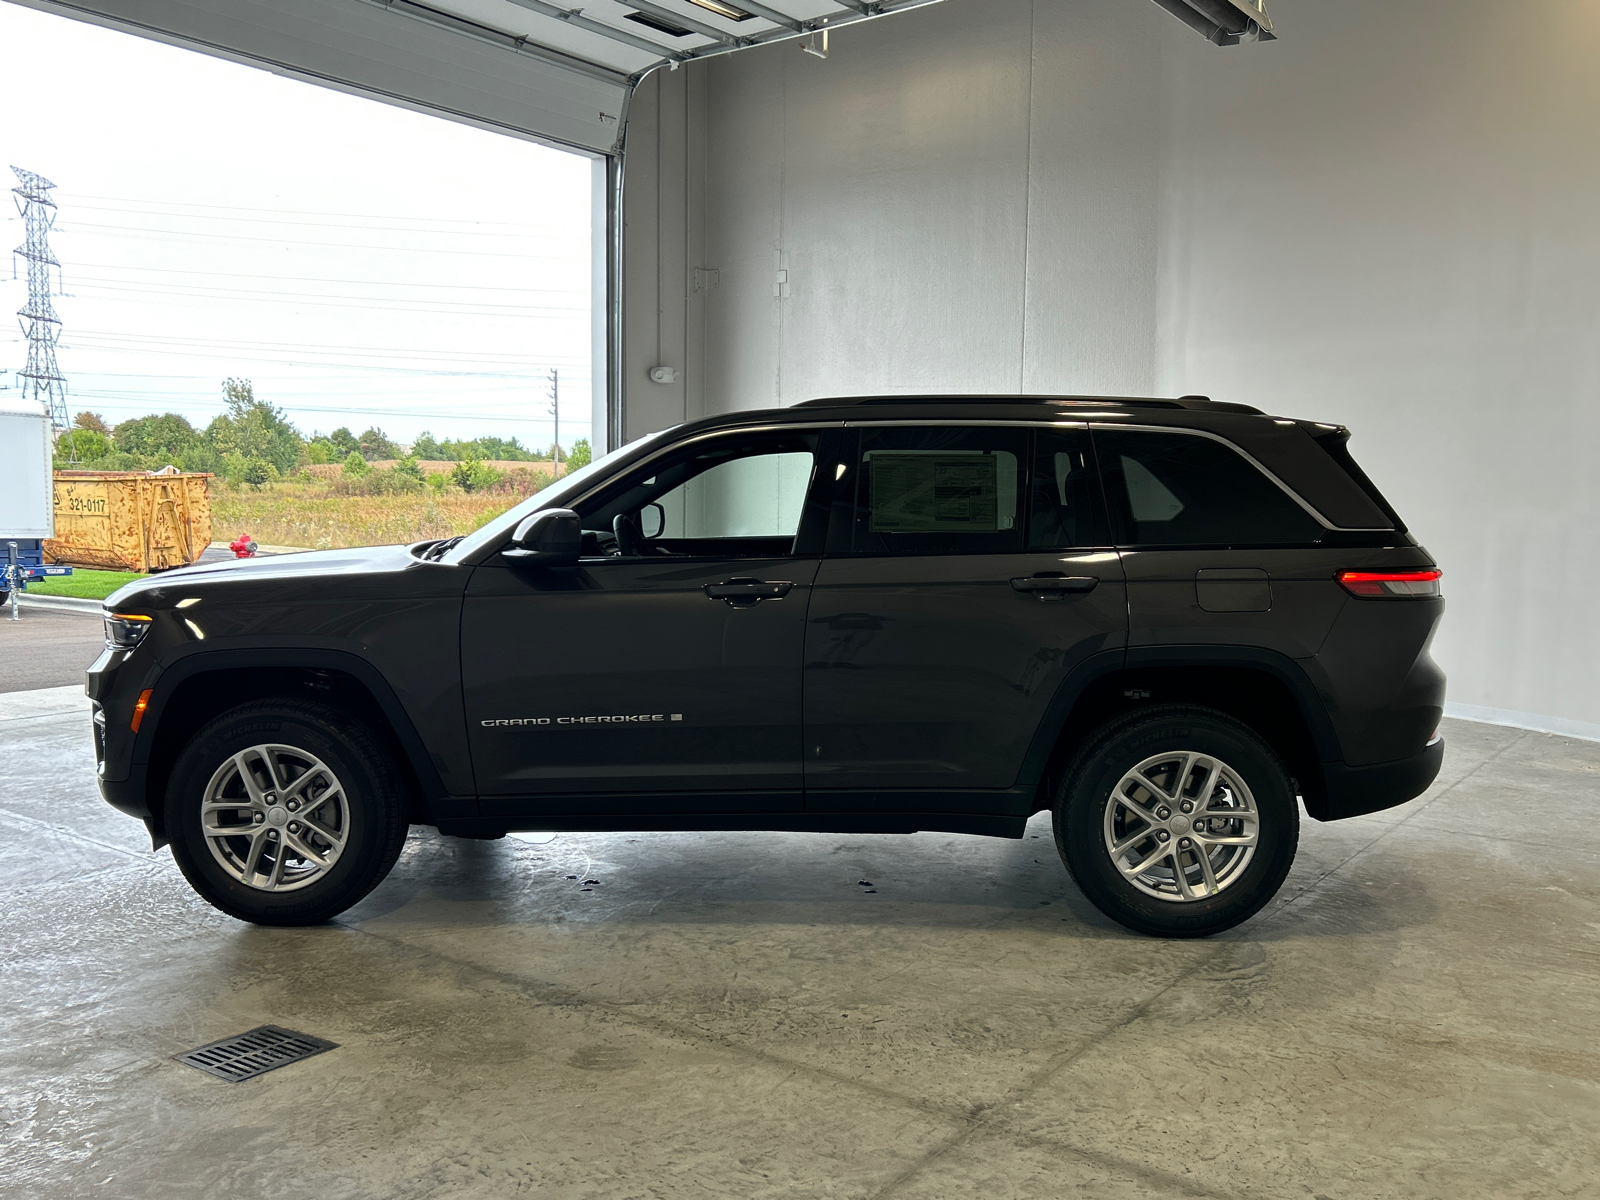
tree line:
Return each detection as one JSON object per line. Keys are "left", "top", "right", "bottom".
{"left": 57, "top": 378, "right": 591, "bottom": 488}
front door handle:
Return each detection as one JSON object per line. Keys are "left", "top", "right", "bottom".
{"left": 1011, "top": 575, "right": 1099, "bottom": 601}
{"left": 704, "top": 578, "right": 794, "bottom": 607}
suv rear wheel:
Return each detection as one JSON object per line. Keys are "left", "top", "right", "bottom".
{"left": 1054, "top": 705, "right": 1298, "bottom": 938}
{"left": 165, "top": 699, "right": 408, "bottom": 925}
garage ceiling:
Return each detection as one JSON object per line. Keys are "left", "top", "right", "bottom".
{"left": 11, "top": 0, "right": 1274, "bottom": 154}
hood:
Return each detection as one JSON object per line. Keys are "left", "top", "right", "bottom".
{"left": 103, "top": 543, "right": 437, "bottom": 611}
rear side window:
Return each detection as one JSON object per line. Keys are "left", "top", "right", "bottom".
{"left": 1095, "top": 429, "right": 1325, "bottom": 547}
{"left": 1028, "top": 430, "right": 1106, "bottom": 549}
{"left": 853, "top": 427, "right": 1026, "bottom": 554}
{"left": 842, "top": 426, "right": 1107, "bottom": 554}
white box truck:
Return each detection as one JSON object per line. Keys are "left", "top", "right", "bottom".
{"left": 1, "top": 395, "right": 71, "bottom": 608}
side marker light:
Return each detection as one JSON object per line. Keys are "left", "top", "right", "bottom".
{"left": 131, "top": 689, "right": 153, "bottom": 733}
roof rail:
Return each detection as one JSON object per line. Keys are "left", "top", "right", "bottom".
{"left": 792, "top": 394, "right": 1263, "bottom": 415}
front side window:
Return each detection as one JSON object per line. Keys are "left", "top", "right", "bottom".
{"left": 655, "top": 450, "right": 813, "bottom": 539}
{"left": 1095, "top": 429, "right": 1325, "bottom": 547}
{"left": 577, "top": 431, "right": 819, "bottom": 558}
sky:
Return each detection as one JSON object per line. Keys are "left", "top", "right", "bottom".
{"left": 0, "top": 2, "right": 594, "bottom": 451}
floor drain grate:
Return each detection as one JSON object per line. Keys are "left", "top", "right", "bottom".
{"left": 175, "top": 1025, "right": 338, "bottom": 1082}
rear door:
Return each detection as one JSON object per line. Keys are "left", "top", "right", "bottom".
{"left": 802, "top": 422, "right": 1127, "bottom": 812}
{"left": 1093, "top": 426, "right": 1346, "bottom": 662}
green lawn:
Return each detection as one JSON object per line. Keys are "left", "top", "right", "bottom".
{"left": 24, "top": 569, "right": 145, "bottom": 601}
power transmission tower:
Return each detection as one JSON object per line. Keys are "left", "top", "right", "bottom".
{"left": 547, "top": 368, "right": 561, "bottom": 476}
{"left": 11, "top": 167, "right": 75, "bottom": 461}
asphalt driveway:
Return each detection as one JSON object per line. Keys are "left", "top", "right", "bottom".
{"left": 0, "top": 602, "right": 104, "bottom": 693}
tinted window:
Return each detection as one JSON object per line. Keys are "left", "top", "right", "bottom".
{"left": 579, "top": 431, "right": 819, "bottom": 557}
{"left": 843, "top": 426, "right": 1107, "bottom": 555}
{"left": 1096, "top": 429, "right": 1324, "bottom": 547}
{"left": 852, "top": 427, "right": 1026, "bottom": 555}
{"left": 1027, "top": 430, "right": 1105, "bottom": 549}
{"left": 654, "top": 451, "right": 813, "bottom": 539}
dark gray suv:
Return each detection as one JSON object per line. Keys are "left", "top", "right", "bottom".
{"left": 89, "top": 396, "right": 1444, "bottom": 937}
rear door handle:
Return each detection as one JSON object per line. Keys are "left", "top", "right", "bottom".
{"left": 704, "top": 579, "right": 794, "bottom": 607}
{"left": 1011, "top": 575, "right": 1099, "bottom": 601}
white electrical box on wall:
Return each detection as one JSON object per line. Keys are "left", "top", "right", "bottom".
{"left": 0, "top": 396, "right": 55, "bottom": 539}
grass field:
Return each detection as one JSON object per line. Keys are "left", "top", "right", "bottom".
{"left": 25, "top": 569, "right": 143, "bottom": 601}
{"left": 210, "top": 474, "right": 541, "bottom": 550}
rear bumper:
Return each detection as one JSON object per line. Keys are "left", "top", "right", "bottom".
{"left": 1308, "top": 736, "right": 1444, "bottom": 822}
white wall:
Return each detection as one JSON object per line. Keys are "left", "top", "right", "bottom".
{"left": 1155, "top": 0, "right": 1600, "bottom": 736}
{"left": 621, "top": 0, "right": 1166, "bottom": 437}
{"left": 620, "top": 0, "right": 1600, "bottom": 737}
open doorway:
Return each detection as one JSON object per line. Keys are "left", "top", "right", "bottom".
{"left": 0, "top": 3, "right": 605, "bottom": 592}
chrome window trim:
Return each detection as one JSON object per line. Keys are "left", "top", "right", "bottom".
{"left": 845, "top": 419, "right": 1094, "bottom": 429}
{"left": 563, "top": 421, "right": 842, "bottom": 509}
{"left": 467, "top": 414, "right": 1390, "bottom": 560}
{"left": 1090, "top": 422, "right": 1391, "bottom": 534}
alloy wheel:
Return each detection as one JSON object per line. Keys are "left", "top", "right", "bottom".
{"left": 200, "top": 743, "right": 351, "bottom": 892}
{"left": 1102, "top": 750, "right": 1260, "bottom": 903}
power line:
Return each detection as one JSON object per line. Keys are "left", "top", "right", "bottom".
{"left": 62, "top": 200, "right": 576, "bottom": 240}
{"left": 64, "top": 191, "right": 580, "bottom": 230}
{"left": 30, "top": 367, "right": 592, "bottom": 383}
{"left": 53, "top": 221, "right": 585, "bottom": 259}
{"left": 29, "top": 259, "right": 588, "bottom": 295}
{"left": 70, "top": 377, "right": 589, "bottom": 396}
{"left": 60, "top": 328, "right": 587, "bottom": 360}
{"left": 64, "top": 279, "right": 589, "bottom": 320}
{"left": 53, "top": 341, "right": 588, "bottom": 375}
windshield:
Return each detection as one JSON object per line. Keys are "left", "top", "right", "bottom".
{"left": 445, "top": 427, "right": 678, "bottom": 562}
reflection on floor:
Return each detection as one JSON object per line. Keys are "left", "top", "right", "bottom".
{"left": 2, "top": 686, "right": 1596, "bottom": 1199}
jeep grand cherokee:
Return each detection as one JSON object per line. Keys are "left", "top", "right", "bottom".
{"left": 89, "top": 396, "right": 1444, "bottom": 937}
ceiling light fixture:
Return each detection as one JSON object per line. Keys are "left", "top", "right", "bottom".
{"left": 1147, "top": 0, "right": 1275, "bottom": 46}
{"left": 686, "top": 0, "right": 756, "bottom": 21}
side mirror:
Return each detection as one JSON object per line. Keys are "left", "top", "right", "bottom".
{"left": 503, "top": 508, "right": 581, "bottom": 568}
{"left": 641, "top": 502, "right": 666, "bottom": 540}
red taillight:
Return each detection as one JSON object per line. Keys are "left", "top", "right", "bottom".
{"left": 131, "top": 689, "right": 152, "bottom": 733}
{"left": 1336, "top": 569, "right": 1442, "bottom": 599}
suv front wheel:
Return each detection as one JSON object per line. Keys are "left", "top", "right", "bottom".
{"left": 165, "top": 699, "right": 409, "bottom": 925}
{"left": 1054, "top": 705, "right": 1298, "bottom": 938}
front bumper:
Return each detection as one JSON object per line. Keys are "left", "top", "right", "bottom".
{"left": 98, "top": 770, "right": 153, "bottom": 823}
{"left": 1309, "top": 736, "right": 1445, "bottom": 821}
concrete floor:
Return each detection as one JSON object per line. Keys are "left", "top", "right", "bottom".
{"left": 2, "top": 686, "right": 1597, "bottom": 1200}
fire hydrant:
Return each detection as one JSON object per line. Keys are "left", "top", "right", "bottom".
{"left": 229, "top": 534, "right": 259, "bottom": 559}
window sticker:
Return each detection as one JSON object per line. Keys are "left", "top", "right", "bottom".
{"left": 869, "top": 452, "right": 1004, "bottom": 532}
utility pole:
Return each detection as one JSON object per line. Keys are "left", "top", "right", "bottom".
{"left": 11, "top": 167, "right": 74, "bottom": 462}
{"left": 547, "top": 368, "right": 561, "bottom": 477}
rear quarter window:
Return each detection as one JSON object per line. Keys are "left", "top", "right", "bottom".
{"left": 1095, "top": 429, "right": 1325, "bottom": 547}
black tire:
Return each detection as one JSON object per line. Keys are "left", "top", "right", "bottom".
{"left": 165, "top": 699, "right": 409, "bottom": 925}
{"left": 1054, "top": 705, "right": 1298, "bottom": 938}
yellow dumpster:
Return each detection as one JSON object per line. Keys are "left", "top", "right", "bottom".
{"left": 47, "top": 470, "right": 214, "bottom": 572}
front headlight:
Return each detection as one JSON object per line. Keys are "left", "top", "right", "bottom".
{"left": 104, "top": 612, "right": 153, "bottom": 650}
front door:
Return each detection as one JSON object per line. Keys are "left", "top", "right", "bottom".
{"left": 462, "top": 428, "right": 830, "bottom": 815}
{"left": 803, "top": 423, "right": 1128, "bottom": 812}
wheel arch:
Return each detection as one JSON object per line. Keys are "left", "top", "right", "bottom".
{"left": 1020, "top": 647, "right": 1341, "bottom": 819}
{"left": 136, "top": 649, "right": 449, "bottom": 844}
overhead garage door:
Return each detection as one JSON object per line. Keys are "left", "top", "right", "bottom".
{"left": 6, "top": 0, "right": 973, "bottom": 153}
